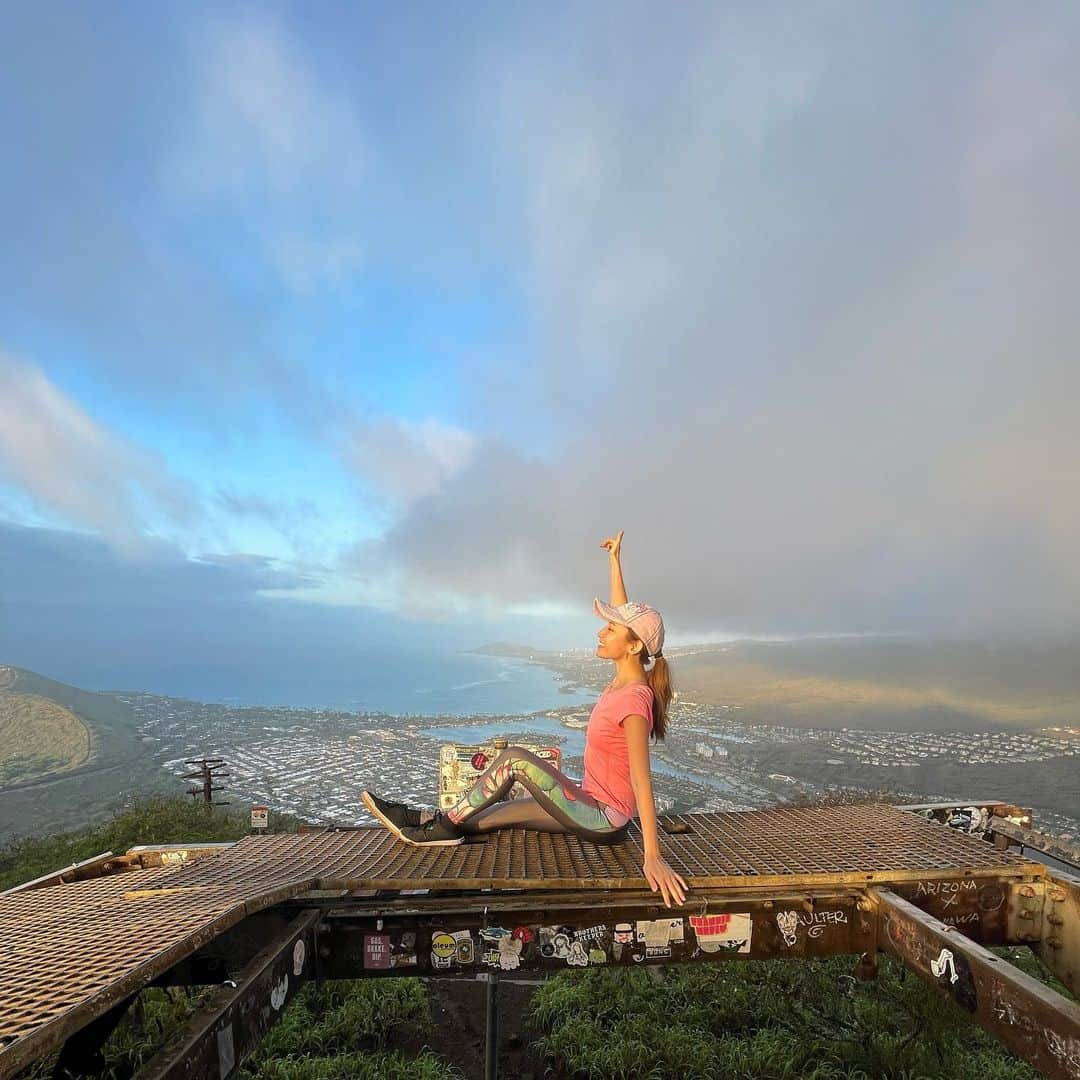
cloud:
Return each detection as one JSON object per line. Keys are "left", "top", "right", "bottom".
{"left": 0, "top": 522, "right": 581, "bottom": 700}
{"left": 213, "top": 488, "right": 330, "bottom": 554}
{"left": 341, "top": 414, "right": 478, "bottom": 506}
{"left": 169, "top": 10, "right": 368, "bottom": 290}
{"left": 0, "top": 352, "right": 198, "bottom": 553}
{"left": 4, "top": 4, "right": 1079, "bottom": 644}
{"left": 347, "top": 6, "right": 1080, "bottom": 639}
{"left": 192, "top": 551, "right": 324, "bottom": 592}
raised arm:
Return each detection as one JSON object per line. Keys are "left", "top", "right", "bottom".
{"left": 600, "top": 530, "right": 628, "bottom": 606}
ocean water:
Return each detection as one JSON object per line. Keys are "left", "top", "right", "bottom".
{"left": 105, "top": 652, "right": 597, "bottom": 716}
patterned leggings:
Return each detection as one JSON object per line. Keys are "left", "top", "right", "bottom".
{"left": 444, "top": 746, "right": 630, "bottom": 842}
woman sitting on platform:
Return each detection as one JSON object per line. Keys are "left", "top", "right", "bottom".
{"left": 362, "top": 530, "right": 688, "bottom": 908}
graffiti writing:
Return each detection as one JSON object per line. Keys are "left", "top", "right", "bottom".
{"left": 941, "top": 911, "right": 980, "bottom": 927}
{"left": 916, "top": 879, "right": 976, "bottom": 909}
{"left": 776, "top": 909, "right": 849, "bottom": 946}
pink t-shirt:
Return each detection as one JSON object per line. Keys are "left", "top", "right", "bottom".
{"left": 581, "top": 683, "right": 655, "bottom": 822}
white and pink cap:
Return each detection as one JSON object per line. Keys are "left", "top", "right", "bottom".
{"left": 593, "top": 598, "right": 665, "bottom": 659}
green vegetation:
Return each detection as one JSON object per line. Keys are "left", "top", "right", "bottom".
{"left": 0, "top": 794, "right": 294, "bottom": 890}
{"left": 0, "top": 691, "right": 91, "bottom": 784}
{"left": 20, "top": 982, "right": 460, "bottom": 1080}
{"left": 528, "top": 955, "right": 1070, "bottom": 1080}
{"left": 239, "top": 981, "right": 460, "bottom": 1080}
{"left": 0, "top": 666, "right": 181, "bottom": 841}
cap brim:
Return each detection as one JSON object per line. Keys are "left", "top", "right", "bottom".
{"left": 593, "top": 597, "right": 625, "bottom": 624}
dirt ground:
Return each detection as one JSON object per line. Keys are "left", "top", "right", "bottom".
{"left": 396, "top": 975, "right": 550, "bottom": 1079}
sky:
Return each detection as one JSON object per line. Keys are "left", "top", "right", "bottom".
{"left": 2, "top": 2, "right": 1080, "bottom": 689}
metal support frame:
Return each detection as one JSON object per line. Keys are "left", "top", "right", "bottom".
{"left": 992, "top": 821, "right": 1080, "bottom": 873}
{"left": 484, "top": 970, "right": 499, "bottom": 1080}
{"left": 149, "top": 877, "right": 1080, "bottom": 1080}
{"left": 315, "top": 888, "right": 876, "bottom": 978}
{"left": 4, "top": 803, "right": 1078, "bottom": 1080}
{"left": 873, "top": 888, "right": 1080, "bottom": 1080}
{"left": 135, "top": 909, "right": 320, "bottom": 1080}
{"left": 51, "top": 996, "right": 136, "bottom": 1079}
{"left": 1040, "top": 871, "right": 1080, "bottom": 997}
{"left": 0, "top": 853, "right": 122, "bottom": 896}
{"left": 900, "top": 799, "right": 1080, "bottom": 875}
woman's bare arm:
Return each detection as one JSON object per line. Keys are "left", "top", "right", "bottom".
{"left": 623, "top": 712, "right": 688, "bottom": 907}
{"left": 601, "top": 530, "right": 628, "bottom": 606}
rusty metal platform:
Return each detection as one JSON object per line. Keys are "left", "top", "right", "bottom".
{"left": 0, "top": 803, "right": 1043, "bottom": 1077}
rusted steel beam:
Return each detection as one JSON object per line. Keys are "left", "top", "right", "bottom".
{"left": 124, "top": 843, "right": 237, "bottom": 869}
{"left": 151, "top": 910, "right": 302, "bottom": 988}
{"left": 991, "top": 821, "right": 1080, "bottom": 872}
{"left": 311, "top": 864, "right": 1040, "bottom": 893}
{"left": 319, "top": 893, "right": 877, "bottom": 979}
{"left": 1039, "top": 871, "right": 1080, "bottom": 997}
{"left": 135, "top": 909, "right": 319, "bottom": 1080}
{"left": 51, "top": 995, "right": 135, "bottom": 1078}
{"left": 0, "top": 844, "right": 238, "bottom": 898}
{"left": 885, "top": 874, "right": 1020, "bottom": 944}
{"left": 301, "top": 884, "right": 873, "bottom": 919}
{"left": 873, "top": 887, "right": 1080, "bottom": 1080}
{"left": 0, "top": 852, "right": 123, "bottom": 895}
{"left": 900, "top": 800, "right": 1031, "bottom": 825}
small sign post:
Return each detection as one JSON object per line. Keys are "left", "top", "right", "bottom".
{"left": 251, "top": 805, "right": 269, "bottom": 831}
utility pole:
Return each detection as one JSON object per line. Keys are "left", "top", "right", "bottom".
{"left": 183, "top": 757, "right": 230, "bottom": 806}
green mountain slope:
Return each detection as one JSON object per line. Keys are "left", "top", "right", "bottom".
{"left": 0, "top": 691, "right": 91, "bottom": 784}
{"left": 0, "top": 665, "right": 179, "bottom": 841}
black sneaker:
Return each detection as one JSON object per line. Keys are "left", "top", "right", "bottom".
{"left": 361, "top": 790, "right": 425, "bottom": 829}
{"left": 397, "top": 811, "right": 466, "bottom": 847}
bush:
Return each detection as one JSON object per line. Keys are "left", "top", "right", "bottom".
{"left": 250, "top": 981, "right": 432, "bottom": 1060}
{"left": 0, "top": 795, "right": 297, "bottom": 890}
{"left": 527, "top": 955, "right": 1048, "bottom": 1080}
{"left": 241, "top": 1050, "right": 461, "bottom": 1080}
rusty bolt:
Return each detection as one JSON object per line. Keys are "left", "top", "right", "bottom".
{"left": 1046, "top": 937, "right": 1062, "bottom": 950}
{"left": 1048, "top": 890, "right": 1066, "bottom": 903}
{"left": 1046, "top": 913, "right": 1064, "bottom": 926}
{"left": 1018, "top": 885, "right": 1036, "bottom": 898}
{"left": 1018, "top": 910, "right": 1034, "bottom": 920}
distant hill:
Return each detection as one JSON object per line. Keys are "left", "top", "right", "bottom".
{"left": 0, "top": 664, "right": 181, "bottom": 841}
{"left": 0, "top": 691, "right": 91, "bottom": 784}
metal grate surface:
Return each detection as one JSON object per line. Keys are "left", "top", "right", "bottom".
{"left": 140, "top": 802, "right": 1039, "bottom": 889}
{"left": 0, "top": 804, "right": 1040, "bottom": 1075}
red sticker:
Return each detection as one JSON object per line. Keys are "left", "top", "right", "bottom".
{"left": 471, "top": 752, "right": 488, "bottom": 770}
{"left": 363, "top": 933, "right": 392, "bottom": 969}
{"left": 512, "top": 926, "right": 534, "bottom": 943}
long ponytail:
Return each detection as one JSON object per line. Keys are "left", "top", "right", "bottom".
{"left": 646, "top": 654, "right": 673, "bottom": 740}
{"left": 628, "top": 630, "right": 673, "bottom": 740}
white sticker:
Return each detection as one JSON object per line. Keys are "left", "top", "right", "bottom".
{"left": 930, "top": 948, "right": 959, "bottom": 984}
{"left": 216, "top": 1023, "right": 235, "bottom": 1077}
